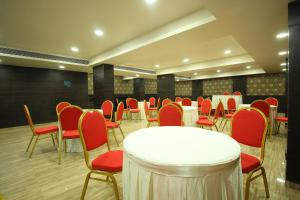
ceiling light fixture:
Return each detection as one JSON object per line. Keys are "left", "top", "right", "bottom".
{"left": 282, "top": 68, "right": 287, "bottom": 72}
{"left": 59, "top": 65, "right": 65, "bottom": 69}
{"left": 278, "top": 51, "right": 288, "bottom": 56}
{"left": 155, "top": 64, "right": 160, "bottom": 68}
{"left": 71, "top": 47, "right": 79, "bottom": 52}
{"left": 280, "top": 63, "right": 287, "bottom": 66}
{"left": 193, "top": 72, "right": 198, "bottom": 76}
{"left": 183, "top": 58, "right": 189, "bottom": 63}
{"left": 276, "top": 32, "right": 289, "bottom": 39}
{"left": 246, "top": 66, "right": 252, "bottom": 69}
{"left": 136, "top": 74, "right": 140, "bottom": 77}
{"left": 145, "top": 0, "right": 156, "bottom": 5}
{"left": 95, "top": 29, "right": 104, "bottom": 36}
{"left": 224, "top": 49, "right": 231, "bottom": 55}
{"left": 217, "top": 69, "right": 221, "bottom": 73}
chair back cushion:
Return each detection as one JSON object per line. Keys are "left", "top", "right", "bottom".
{"left": 116, "top": 102, "right": 124, "bottom": 121}
{"left": 231, "top": 108, "right": 267, "bottom": 147}
{"left": 125, "top": 98, "right": 131, "bottom": 108}
{"left": 59, "top": 106, "right": 83, "bottom": 131}
{"left": 223, "top": 91, "right": 230, "bottom": 95}
{"left": 265, "top": 97, "right": 278, "bottom": 107}
{"left": 233, "top": 91, "right": 241, "bottom": 95}
{"left": 56, "top": 102, "right": 71, "bottom": 115}
{"left": 101, "top": 100, "right": 113, "bottom": 119}
{"left": 129, "top": 98, "right": 138, "bottom": 109}
{"left": 214, "top": 101, "right": 224, "bottom": 119}
{"left": 227, "top": 98, "right": 236, "bottom": 111}
{"left": 162, "top": 98, "right": 171, "bottom": 106}
{"left": 175, "top": 97, "right": 183, "bottom": 102}
{"left": 158, "top": 104, "right": 182, "bottom": 126}
{"left": 182, "top": 98, "right": 192, "bottom": 106}
{"left": 200, "top": 99, "right": 212, "bottom": 115}
{"left": 251, "top": 100, "right": 270, "bottom": 118}
{"left": 79, "top": 111, "right": 107, "bottom": 151}
{"left": 149, "top": 97, "right": 156, "bottom": 107}
{"left": 197, "top": 96, "right": 204, "bottom": 107}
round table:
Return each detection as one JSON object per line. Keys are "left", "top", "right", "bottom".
{"left": 182, "top": 106, "right": 198, "bottom": 126}
{"left": 123, "top": 127, "right": 243, "bottom": 200}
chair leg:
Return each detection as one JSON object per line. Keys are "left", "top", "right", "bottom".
{"left": 58, "top": 139, "right": 62, "bottom": 165}
{"left": 222, "top": 119, "right": 228, "bottom": 131}
{"left": 64, "top": 140, "right": 67, "bottom": 153}
{"left": 261, "top": 167, "right": 270, "bottom": 198}
{"left": 219, "top": 118, "right": 225, "bottom": 129}
{"left": 119, "top": 126, "right": 125, "bottom": 139}
{"left": 214, "top": 124, "right": 219, "bottom": 131}
{"left": 244, "top": 174, "right": 251, "bottom": 200}
{"left": 26, "top": 135, "right": 35, "bottom": 152}
{"left": 276, "top": 121, "right": 281, "bottom": 134}
{"left": 29, "top": 135, "right": 39, "bottom": 158}
{"left": 81, "top": 171, "right": 92, "bottom": 200}
{"left": 111, "top": 128, "right": 120, "bottom": 146}
{"left": 108, "top": 174, "right": 120, "bottom": 200}
{"left": 51, "top": 134, "right": 56, "bottom": 146}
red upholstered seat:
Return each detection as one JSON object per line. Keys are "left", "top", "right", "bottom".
{"left": 199, "top": 115, "right": 208, "bottom": 120}
{"left": 35, "top": 125, "right": 58, "bottom": 135}
{"left": 196, "top": 119, "right": 214, "bottom": 126}
{"left": 148, "top": 117, "right": 158, "bottom": 122}
{"left": 130, "top": 108, "right": 140, "bottom": 113}
{"left": 241, "top": 153, "right": 261, "bottom": 173}
{"left": 225, "top": 113, "right": 233, "bottom": 118}
{"left": 275, "top": 117, "right": 288, "bottom": 122}
{"left": 149, "top": 107, "right": 157, "bottom": 111}
{"left": 91, "top": 150, "right": 123, "bottom": 172}
{"left": 63, "top": 130, "right": 80, "bottom": 139}
{"left": 106, "top": 121, "right": 120, "bottom": 128}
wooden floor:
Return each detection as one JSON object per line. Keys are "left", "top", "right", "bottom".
{"left": 0, "top": 118, "right": 299, "bottom": 200}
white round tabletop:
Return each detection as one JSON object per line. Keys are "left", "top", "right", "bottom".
{"left": 124, "top": 126, "right": 240, "bottom": 167}
{"left": 182, "top": 106, "right": 197, "bottom": 111}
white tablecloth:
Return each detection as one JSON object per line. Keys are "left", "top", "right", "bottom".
{"left": 130, "top": 101, "right": 149, "bottom": 120}
{"left": 182, "top": 106, "right": 198, "bottom": 126}
{"left": 177, "top": 101, "right": 198, "bottom": 107}
{"left": 123, "top": 127, "right": 243, "bottom": 200}
{"left": 238, "top": 104, "right": 277, "bottom": 135}
{"left": 212, "top": 95, "right": 243, "bottom": 110}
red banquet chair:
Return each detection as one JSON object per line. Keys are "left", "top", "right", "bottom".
{"left": 158, "top": 104, "right": 183, "bottom": 126}
{"left": 56, "top": 101, "right": 71, "bottom": 115}
{"left": 221, "top": 98, "right": 237, "bottom": 131}
{"left": 231, "top": 108, "right": 269, "bottom": 200}
{"left": 124, "top": 97, "right": 131, "bottom": 119}
{"left": 24, "top": 105, "right": 58, "bottom": 158}
{"left": 101, "top": 100, "right": 114, "bottom": 121}
{"left": 265, "top": 97, "right": 278, "bottom": 107}
{"left": 182, "top": 97, "right": 192, "bottom": 106}
{"left": 162, "top": 98, "right": 172, "bottom": 106}
{"left": 199, "top": 98, "right": 212, "bottom": 120}
{"left": 144, "top": 100, "right": 158, "bottom": 127}
{"left": 197, "top": 96, "right": 204, "bottom": 112}
{"left": 58, "top": 105, "right": 83, "bottom": 164}
{"left": 106, "top": 102, "right": 125, "bottom": 146}
{"left": 233, "top": 91, "right": 242, "bottom": 95}
{"left": 78, "top": 110, "right": 123, "bottom": 200}
{"left": 196, "top": 100, "right": 224, "bottom": 131}
{"left": 275, "top": 116, "right": 288, "bottom": 134}
{"left": 175, "top": 97, "right": 183, "bottom": 102}
{"left": 223, "top": 91, "right": 231, "bottom": 95}
{"left": 128, "top": 98, "right": 141, "bottom": 119}
{"left": 148, "top": 97, "right": 158, "bottom": 115}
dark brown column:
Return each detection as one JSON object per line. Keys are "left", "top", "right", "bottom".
{"left": 157, "top": 74, "right": 175, "bottom": 100}
{"left": 192, "top": 80, "right": 203, "bottom": 100}
{"left": 133, "top": 78, "right": 145, "bottom": 101}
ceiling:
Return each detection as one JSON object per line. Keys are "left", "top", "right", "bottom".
{"left": 0, "top": 0, "right": 288, "bottom": 79}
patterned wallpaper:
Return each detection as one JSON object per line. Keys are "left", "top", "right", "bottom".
{"left": 114, "top": 76, "right": 133, "bottom": 94}
{"left": 247, "top": 73, "right": 285, "bottom": 96}
{"left": 203, "top": 78, "right": 233, "bottom": 95}
{"left": 88, "top": 73, "right": 93, "bottom": 95}
{"left": 145, "top": 79, "right": 157, "bottom": 94}
{"left": 175, "top": 81, "right": 192, "bottom": 96}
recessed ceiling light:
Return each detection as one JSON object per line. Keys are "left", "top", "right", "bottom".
{"left": 280, "top": 63, "right": 287, "bottom": 66}
{"left": 246, "top": 66, "right": 252, "bottom": 69}
{"left": 145, "top": 0, "right": 156, "bottom": 5}
{"left": 95, "top": 29, "right": 104, "bottom": 36}
{"left": 224, "top": 49, "right": 231, "bottom": 55}
{"left": 276, "top": 177, "right": 285, "bottom": 183}
{"left": 217, "top": 69, "right": 221, "bottom": 73}
{"left": 59, "top": 65, "right": 65, "bottom": 69}
{"left": 71, "top": 47, "right": 79, "bottom": 52}
{"left": 183, "top": 58, "right": 189, "bottom": 63}
{"left": 176, "top": 79, "right": 179, "bottom": 82}
{"left": 136, "top": 74, "right": 140, "bottom": 77}
{"left": 276, "top": 32, "right": 289, "bottom": 39}
{"left": 193, "top": 72, "right": 198, "bottom": 76}
{"left": 155, "top": 64, "right": 160, "bottom": 68}
{"left": 282, "top": 68, "right": 287, "bottom": 72}
{"left": 278, "top": 51, "right": 288, "bottom": 56}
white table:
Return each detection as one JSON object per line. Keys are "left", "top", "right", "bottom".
{"left": 238, "top": 104, "right": 277, "bottom": 135}
{"left": 212, "top": 95, "right": 243, "bottom": 110}
{"left": 123, "top": 127, "right": 243, "bottom": 200}
{"left": 182, "top": 106, "right": 198, "bottom": 126}
{"left": 130, "top": 101, "right": 149, "bottom": 120}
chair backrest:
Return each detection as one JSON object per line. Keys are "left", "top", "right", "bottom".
{"left": 59, "top": 105, "right": 83, "bottom": 131}
{"left": 170, "top": 102, "right": 183, "bottom": 113}
{"left": 23, "top": 105, "right": 35, "bottom": 133}
{"left": 101, "top": 100, "right": 114, "bottom": 120}
{"left": 223, "top": 91, "right": 230, "bottom": 95}
{"left": 175, "top": 97, "right": 183, "bottom": 102}
{"left": 182, "top": 97, "right": 192, "bottom": 106}
{"left": 265, "top": 97, "right": 278, "bottom": 107}
{"left": 149, "top": 97, "right": 156, "bottom": 107}
{"left": 200, "top": 98, "right": 212, "bottom": 116}
{"left": 128, "top": 98, "right": 138, "bottom": 109}
{"left": 158, "top": 104, "right": 182, "bottom": 126}
{"left": 162, "top": 98, "right": 171, "bottom": 106}
{"left": 56, "top": 102, "right": 71, "bottom": 115}
{"left": 251, "top": 100, "right": 270, "bottom": 118}
{"left": 227, "top": 98, "right": 236, "bottom": 111}
{"left": 214, "top": 101, "right": 225, "bottom": 121}
{"left": 231, "top": 108, "right": 268, "bottom": 160}
{"left": 78, "top": 110, "right": 109, "bottom": 168}
{"left": 233, "top": 91, "right": 241, "bottom": 95}
{"left": 144, "top": 100, "right": 150, "bottom": 117}
{"left": 125, "top": 98, "right": 131, "bottom": 108}
{"left": 197, "top": 96, "right": 204, "bottom": 107}
{"left": 115, "top": 102, "right": 124, "bottom": 122}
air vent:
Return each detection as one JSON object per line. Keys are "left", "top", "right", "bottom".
{"left": 0, "top": 47, "right": 89, "bottom": 65}
{"left": 114, "top": 65, "right": 156, "bottom": 75}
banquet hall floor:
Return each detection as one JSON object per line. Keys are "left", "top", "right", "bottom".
{"left": 0, "top": 118, "right": 299, "bottom": 200}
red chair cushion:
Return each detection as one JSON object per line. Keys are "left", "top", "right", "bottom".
{"left": 92, "top": 150, "right": 123, "bottom": 172}
{"left": 130, "top": 109, "right": 140, "bottom": 113}
{"left": 275, "top": 117, "right": 288, "bottom": 123}
{"left": 241, "top": 153, "right": 261, "bottom": 173}
{"left": 35, "top": 125, "right": 58, "bottom": 135}
{"left": 63, "top": 130, "right": 80, "bottom": 139}
{"left": 148, "top": 117, "right": 158, "bottom": 122}
{"left": 106, "top": 121, "right": 120, "bottom": 128}
{"left": 196, "top": 119, "right": 214, "bottom": 126}
{"left": 149, "top": 107, "right": 157, "bottom": 111}
{"left": 225, "top": 113, "right": 233, "bottom": 118}
{"left": 199, "top": 115, "right": 208, "bottom": 120}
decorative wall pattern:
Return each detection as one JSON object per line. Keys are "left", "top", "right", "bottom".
{"left": 175, "top": 81, "right": 192, "bottom": 96}
{"left": 145, "top": 79, "right": 157, "bottom": 94}
{"left": 88, "top": 73, "right": 93, "bottom": 95}
{"left": 247, "top": 73, "right": 285, "bottom": 96}
{"left": 203, "top": 78, "right": 233, "bottom": 95}
{"left": 114, "top": 76, "right": 133, "bottom": 94}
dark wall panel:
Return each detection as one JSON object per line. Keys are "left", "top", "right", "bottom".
{"left": 192, "top": 80, "right": 203, "bottom": 100}
{"left": 157, "top": 74, "right": 175, "bottom": 100}
{"left": 0, "top": 65, "right": 89, "bottom": 128}
{"left": 232, "top": 76, "right": 247, "bottom": 94}
{"left": 133, "top": 78, "right": 145, "bottom": 101}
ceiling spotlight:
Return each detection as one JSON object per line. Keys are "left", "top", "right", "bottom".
{"left": 145, "top": 0, "right": 156, "bottom": 5}
{"left": 59, "top": 65, "right": 65, "bottom": 69}
{"left": 183, "top": 58, "right": 189, "bottom": 63}
{"left": 276, "top": 32, "right": 289, "bottom": 39}
{"left": 280, "top": 63, "right": 287, "bottom": 66}
{"left": 95, "top": 29, "right": 104, "bottom": 36}
{"left": 136, "top": 74, "right": 140, "bottom": 77}
{"left": 217, "top": 69, "right": 221, "bottom": 73}
{"left": 278, "top": 51, "right": 288, "bottom": 56}
{"left": 282, "top": 68, "right": 287, "bottom": 72}
{"left": 193, "top": 72, "right": 198, "bottom": 76}
{"left": 71, "top": 47, "right": 79, "bottom": 52}
{"left": 246, "top": 66, "right": 252, "bottom": 69}
{"left": 224, "top": 49, "right": 231, "bottom": 55}
{"left": 155, "top": 64, "right": 160, "bottom": 68}
{"left": 176, "top": 79, "right": 179, "bottom": 82}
